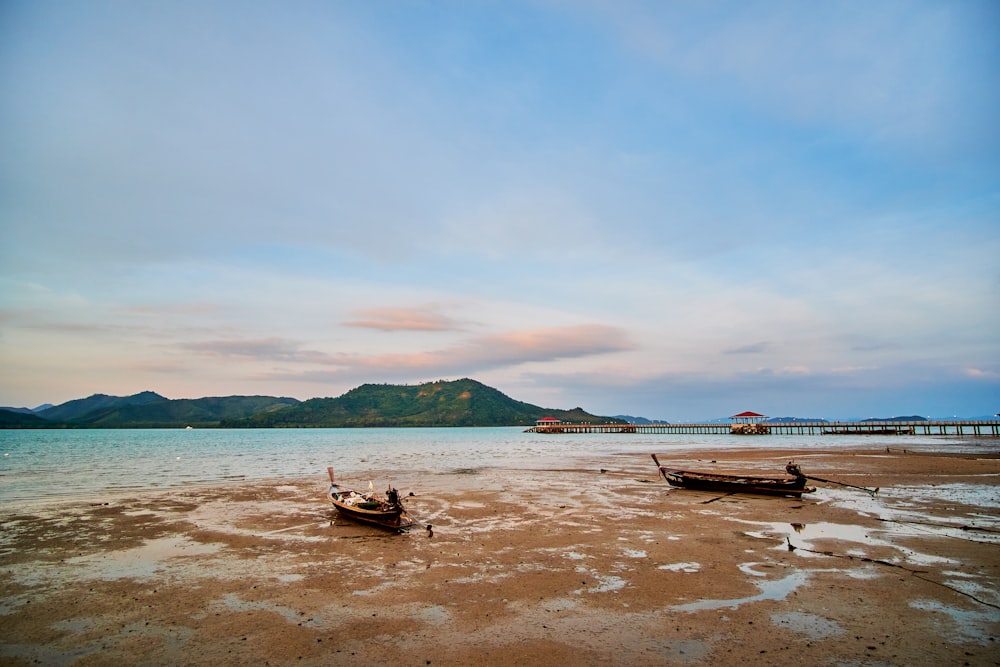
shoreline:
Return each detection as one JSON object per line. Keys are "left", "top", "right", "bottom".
{"left": 2, "top": 447, "right": 999, "bottom": 665}
{"left": 3, "top": 433, "right": 997, "bottom": 510}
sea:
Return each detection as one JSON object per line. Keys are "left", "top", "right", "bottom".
{"left": 0, "top": 427, "right": 993, "bottom": 506}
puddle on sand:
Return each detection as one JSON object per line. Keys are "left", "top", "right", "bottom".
{"left": 63, "top": 536, "right": 222, "bottom": 580}
{"left": 652, "top": 639, "right": 712, "bottom": 664}
{"left": 888, "top": 483, "right": 1000, "bottom": 511}
{"left": 910, "top": 599, "right": 1000, "bottom": 645}
{"left": 572, "top": 570, "right": 629, "bottom": 594}
{"left": 771, "top": 611, "right": 844, "bottom": 639}
{"left": 658, "top": 562, "right": 701, "bottom": 573}
{"left": 669, "top": 567, "right": 807, "bottom": 612}
{"left": 743, "top": 520, "right": 881, "bottom": 551}
{"left": 412, "top": 604, "right": 452, "bottom": 625}
{"left": 823, "top": 485, "right": 1000, "bottom": 533}
{"left": 220, "top": 592, "right": 325, "bottom": 627}
{"left": 732, "top": 519, "right": 960, "bottom": 567}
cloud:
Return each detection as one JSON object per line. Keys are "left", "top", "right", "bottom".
{"left": 263, "top": 324, "right": 634, "bottom": 383}
{"left": 593, "top": 1, "right": 998, "bottom": 156}
{"left": 356, "top": 324, "right": 634, "bottom": 372}
{"left": 831, "top": 365, "right": 879, "bottom": 374}
{"left": 119, "top": 303, "right": 223, "bottom": 315}
{"left": 849, "top": 341, "right": 902, "bottom": 353}
{"left": 526, "top": 359, "right": 1000, "bottom": 420}
{"left": 964, "top": 367, "right": 999, "bottom": 380}
{"left": 774, "top": 366, "right": 811, "bottom": 376}
{"left": 182, "top": 337, "right": 335, "bottom": 364}
{"left": 725, "top": 341, "right": 770, "bottom": 354}
{"left": 0, "top": 2, "right": 996, "bottom": 416}
{"left": 343, "top": 305, "right": 463, "bottom": 332}
{"left": 474, "top": 325, "right": 633, "bottom": 360}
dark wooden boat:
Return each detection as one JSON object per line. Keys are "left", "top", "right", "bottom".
{"left": 326, "top": 467, "right": 413, "bottom": 530}
{"left": 651, "top": 454, "right": 815, "bottom": 497}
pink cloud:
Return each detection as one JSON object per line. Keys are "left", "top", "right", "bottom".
{"left": 343, "top": 306, "right": 462, "bottom": 332}
{"left": 262, "top": 324, "right": 634, "bottom": 383}
{"left": 182, "top": 337, "right": 335, "bottom": 364}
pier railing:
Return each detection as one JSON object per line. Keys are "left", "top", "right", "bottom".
{"left": 525, "top": 420, "right": 1000, "bottom": 436}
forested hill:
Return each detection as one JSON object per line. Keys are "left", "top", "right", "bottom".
{"left": 221, "top": 379, "right": 620, "bottom": 428}
{"left": 0, "top": 393, "right": 299, "bottom": 428}
{"left": 1, "top": 380, "right": 620, "bottom": 428}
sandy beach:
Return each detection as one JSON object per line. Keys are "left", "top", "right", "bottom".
{"left": 2, "top": 445, "right": 999, "bottom": 666}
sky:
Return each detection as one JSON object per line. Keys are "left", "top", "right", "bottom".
{"left": 1, "top": 1, "right": 998, "bottom": 421}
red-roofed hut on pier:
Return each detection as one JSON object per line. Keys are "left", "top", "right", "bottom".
{"left": 730, "top": 411, "right": 770, "bottom": 434}
{"left": 731, "top": 411, "right": 766, "bottom": 425}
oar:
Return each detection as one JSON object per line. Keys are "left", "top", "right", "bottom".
{"left": 801, "top": 473, "right": 879, "bottom": 497}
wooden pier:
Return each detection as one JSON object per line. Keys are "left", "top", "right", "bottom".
{"left": 525, "top": 419, "right": 1000, "bottom": 437}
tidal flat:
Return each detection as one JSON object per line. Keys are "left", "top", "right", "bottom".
{"left": 2, "top": 447, "right": 998, "bottom": 666}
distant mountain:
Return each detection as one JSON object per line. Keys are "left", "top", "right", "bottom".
{"left": 37, "top": 391, "right": 169, "bottom": 422}
{"left": 0, "top": 406, "right": 37, "bottom": 415}
{"left": 1, "top": 380, "right": 618, "bottom": 429}
{"left": 65, "top": 395, "right": 301, "bottom": 428}
{"left": 222, "top": 378, "right": 622, "bottom": 428}
{"left": 861, "top": 415, "right": 928, "bottom": 422}
{"left": 0, "top": 409, "right": 53, "bottom": 427}
{"left": 614, "top": 415, "right": 670, "bottom": 425}
{"left": 3, "top": 392, "right": 299, "bottom": 428}
{"left": 765, "top": 417, "right": 829, "bottom": 423}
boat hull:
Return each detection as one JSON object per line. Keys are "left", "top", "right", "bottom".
{"left": 328, "top": 485, "right": 413, "bottom": 530}
{"left": 657, "top": 468, "right": 814, "bottom": 497}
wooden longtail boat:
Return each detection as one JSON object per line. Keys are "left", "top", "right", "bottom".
{"left": 651, "top": 454, "right": 815, "bottom": 497}
{"left": 326, "top": 467, "right": 413, "bottom": 530}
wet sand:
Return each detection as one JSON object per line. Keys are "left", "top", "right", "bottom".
{"left": 2, "top": 446, "right": 999, "bottom": 666}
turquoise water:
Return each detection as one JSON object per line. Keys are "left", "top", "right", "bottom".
{"left": 0, "top": 428, "right": 988, "bottom": 504}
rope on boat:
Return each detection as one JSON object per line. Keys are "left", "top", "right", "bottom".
{"left": 787, "top": 461, "right": 879, "bottom": 496}
{"left": 876, "top": 517, "right": 1000, "bottom": 538}
{"left": 802, "top": 473, "right": 879, "bottom": 497}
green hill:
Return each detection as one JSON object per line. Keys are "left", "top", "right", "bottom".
{"left": 0, "top": 409, "right": 54, "bottom": 428}
{"left": 68, "top": 395, "right": 301, "bottom": 428}
{"left": 37, "top": 391, "right": 168, "bottom": 422}
{"left": 3, "top": 380, "right": 618, "bottom": 428}
{"left": 221, "top": 378, "right": 621, "bottom": 428}
{"left": 13, "top": 392, "right": 299, "bottom": 428}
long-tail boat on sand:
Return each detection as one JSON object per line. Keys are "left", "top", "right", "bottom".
{"left": 651, "top": 454, "right": 815, "bottom": 497}
{"left": 326, "top": 467, "right": 413, "bottom": 530}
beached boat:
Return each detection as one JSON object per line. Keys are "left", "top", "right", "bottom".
{"left": 651, "top": 454, "right": 815, "bottom": 497}
{"left": 326, "top": 467, "right": 413, "bottom": 530}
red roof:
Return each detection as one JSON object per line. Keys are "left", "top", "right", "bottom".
{"left": 536, "top": 417, "right": 561, "bottom": 422}
{"left": 731, "top": 411, "right": 766, "bottom": 418}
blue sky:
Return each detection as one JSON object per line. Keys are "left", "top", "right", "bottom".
{"left": 1, "top": 1, "right": 998, "bottom": 420}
